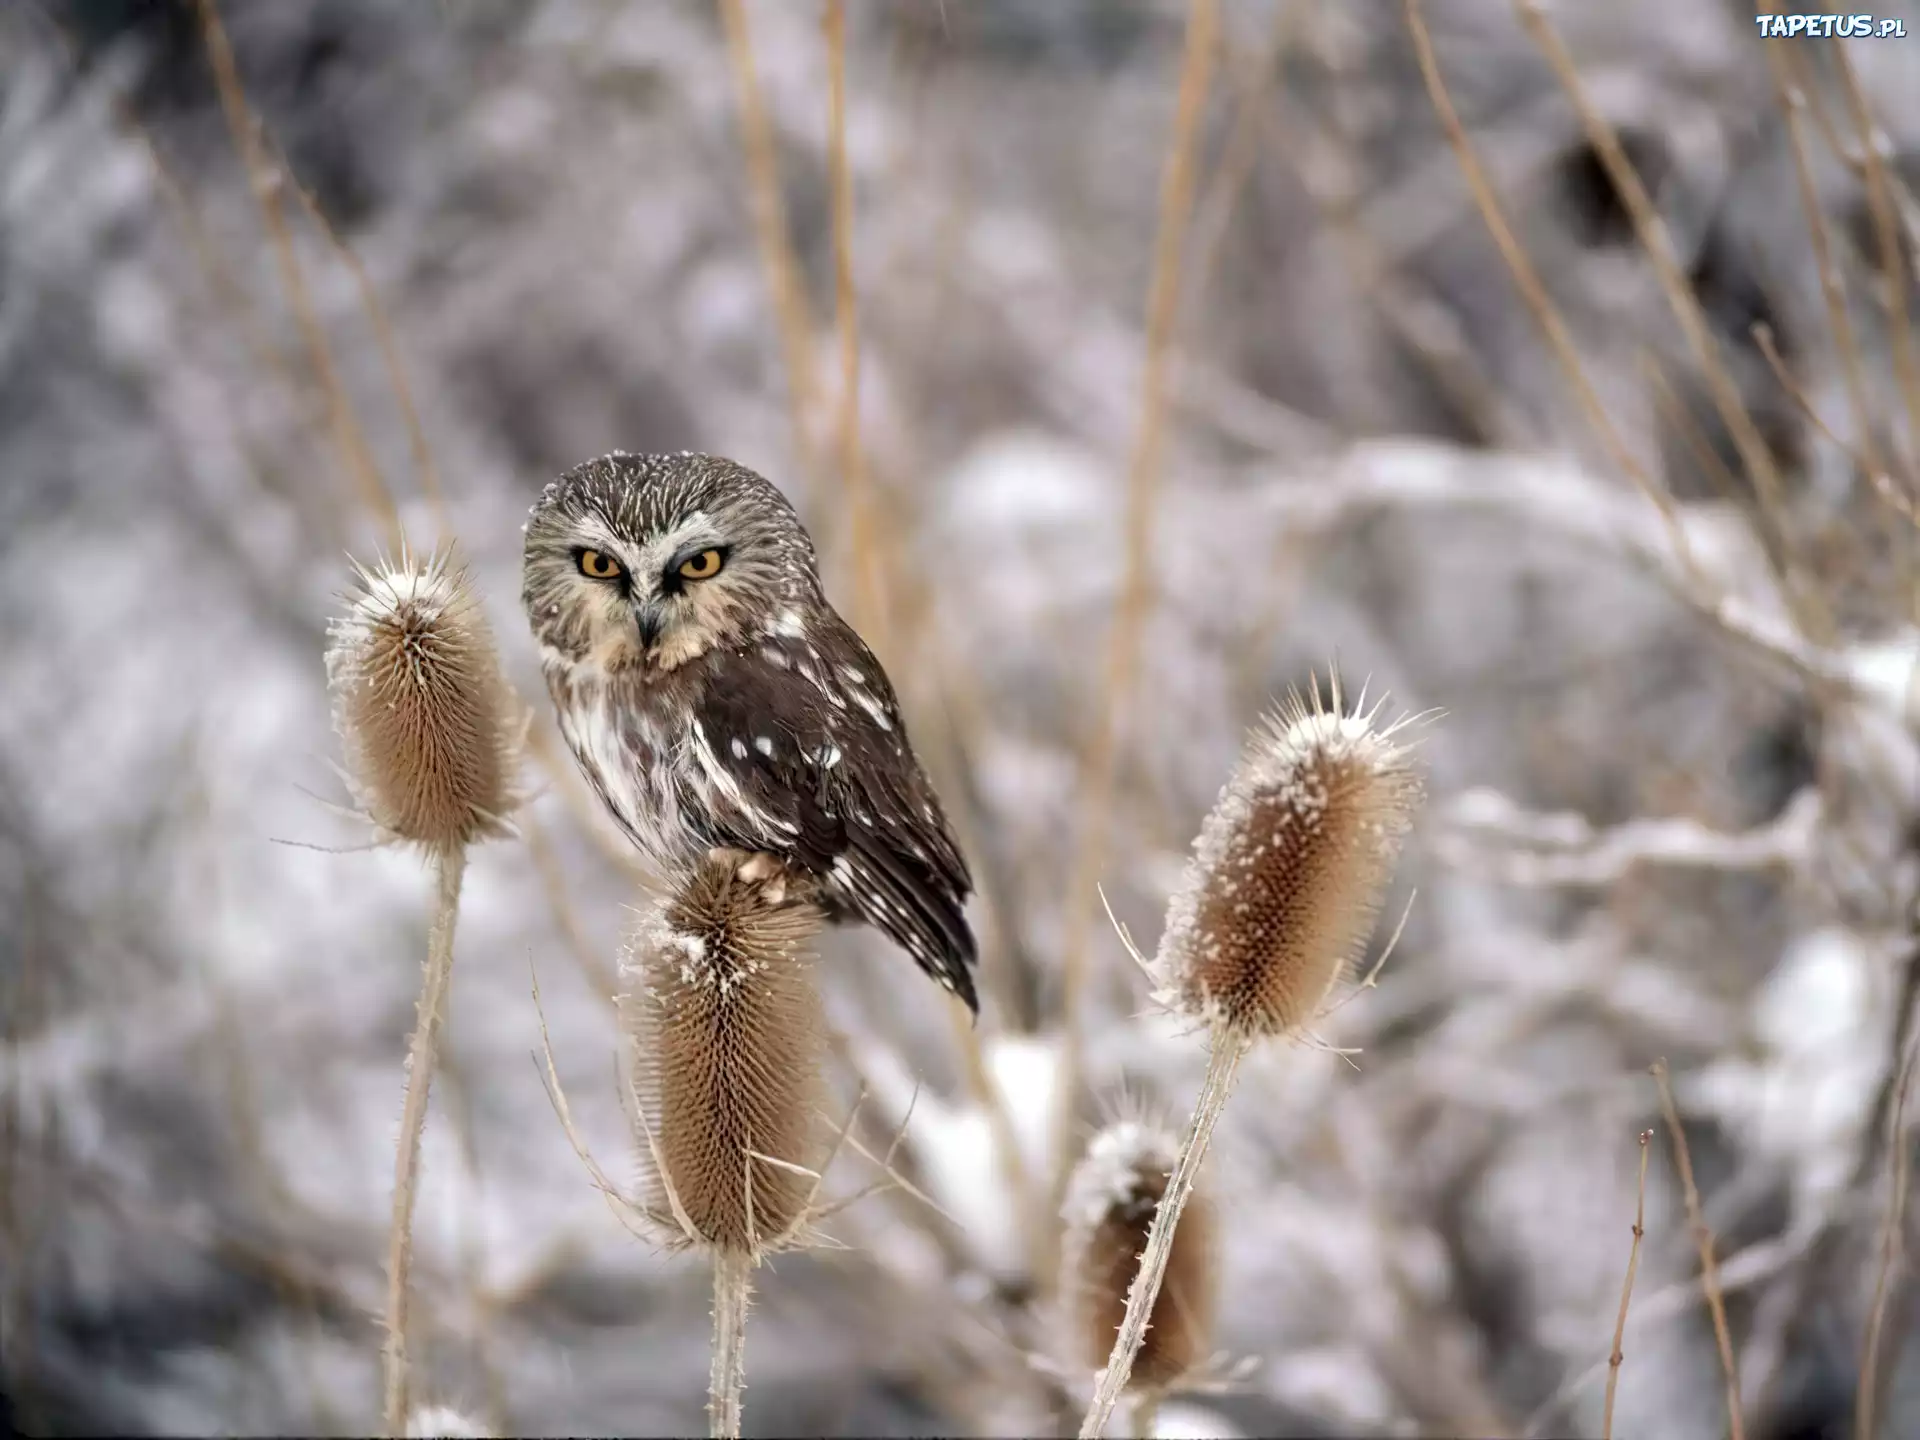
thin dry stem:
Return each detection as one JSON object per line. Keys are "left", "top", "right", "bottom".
{"left": 1511, "top": 0, "right": 1826, "bottom": 637}
{"left": 520, "top": 809, "right": 621, "bottom": 1006}
{"left": 1604, "top": 1129, "right": 1653, "bottom": 1440}
{"left": 1763, "top": 51, "right": 1887, "bottom": 488}
{"left": 1051, "top": 0, "right": 1219, "bottom": 1272}
{"left": 1401, "top": 0, "right": 1695, "bottom": 583}
{"left": 384, "top": 845, "right": 467, "bottom": 1438}
{"left": 1079, "top": 1029, "right": 1246, "bottom": 1439}
{"left": 192, "top": 0, "right": 400, "bottom": 549}
{"left": 823, "top": 0, "right": 887, "bottom": 647}
{"left": 528, "top": 962, "right": 658, "bottom": 1245}
{"left": 1651, "top": 1059, "right": 1744, "bottom": 1440}
{"left": 1834, "top": 46, "right": 1920, "bottom": 480}
{"left": 716, "top": 0, "right": 824, "bottom": 468}
{"left": 709, "top": 1247, "right": 754, "bottom": 1439}
{"left": 271, "top": 135, "right": 449, "bottom": 532}
{"left": 1856, "top": 1024, "right": 1920, "bottom": 1440}
{"left": 1062, "top": 1119, "right": 1215, "bottom": 1399}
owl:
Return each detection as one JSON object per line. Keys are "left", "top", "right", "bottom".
{"left": 522, "top": 451, "right": 978, "bottom": 1013}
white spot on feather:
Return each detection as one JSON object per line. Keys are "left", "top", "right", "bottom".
{"left": 852, "top": 689, "right": 892, "bottom": 730}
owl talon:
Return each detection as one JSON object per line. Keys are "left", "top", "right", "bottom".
{"left": 722, "top": 850, "right": 791, "bottom": 905}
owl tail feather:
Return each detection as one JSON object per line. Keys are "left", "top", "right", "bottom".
{"left": 832, "top": 833, "right": 978, "bottom": 1015}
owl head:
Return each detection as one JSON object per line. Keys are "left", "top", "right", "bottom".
{"left": 522, "top": 452, "right": 821, "bottom": 673}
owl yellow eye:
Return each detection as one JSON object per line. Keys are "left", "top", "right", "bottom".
{"left": 677, "top": 548, "right": 725, "bottom": 581}
{"left": 577, "top": 549, "right": 624, "bottom": 581}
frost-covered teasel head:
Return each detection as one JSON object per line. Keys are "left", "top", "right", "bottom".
{"left": 1154, "top": 675, "right": 1426, "bottom": 1039}
{"left": 1060, "top": 1118, "right": 1216, "bottom": 1393}
{"left": 326, "top": 545, "right": 522, "bottom": 853}
{"left": 619, "top": 852, "right": 830, "bottom": 1254}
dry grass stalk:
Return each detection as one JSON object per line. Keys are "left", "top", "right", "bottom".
{"left": 1856, "top": 1025, "right": 1920, "bottom": 1440}
{"left": 823, "top": 0, "right": 887, "bottom": 648}
{"left": 1051, "top": 0, "right": 1220, "bottom": 1286}
{"left": 1079, "top": 676, "right": 1424, "bottom": 1437}
{"left": 1061, "top": 1119, "right": 1216, "bottom": 1427}
{"left": 716, "top": 0, "right": 824, "bottom": 467}
{"left": 1511, "top": 5, "right": 1793, "bottom": 499}
{"left": 325, "top": 547, "right": 520, "bottom": 1437}
{"left": 619, "top": 855, "right": 832, "bottom": 1436}
{"left": 1833, "top": 47, "right": 1920, "bottom": 467}
{"left": 1762, "top": 49, "right": 1887, "bottom": 492}
{"left": 1604, "top": 1129, "right": 1653, "bottom": 1440}
{"left": 1399, "top": 0, "right": 1698, "bottom": 584}
{"left": 269, "top": 134, "right": 449, "bottom": 531}
{"left": 193, "top": 0, "right": 400, "bottom": 549}
{"left": 1651, "top": 1059, "right": 1745, "bottom": 1440}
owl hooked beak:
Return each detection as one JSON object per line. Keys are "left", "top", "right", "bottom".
{"left": 635, "top": 602, "right": 666, "bottom": 654}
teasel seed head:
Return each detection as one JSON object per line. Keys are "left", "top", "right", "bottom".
{"left": 1061, "top": 1119, "right": 1216, "bottom": 1393}
{"left": 326, "top": 545, "right": 522, "bottom": 852}
{"left": 1155, "top": 674, "right": 1425, "bottom": 1040}
{"left": 620, "top": 854, "right": 830, "bottom": 1255}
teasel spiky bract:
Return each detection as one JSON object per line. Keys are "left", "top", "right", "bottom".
{"left": 1079, "top": 672, "right": 1426, "bottom": 1437}
{"left": 1061, "top": 1118, "right": 1216, "bottom": 1402}
{"left": 326, "top": 543, "right": 522, "bottom": 1438}
{"left": 619, "top": 853, "right": 832, "bottom": 1437}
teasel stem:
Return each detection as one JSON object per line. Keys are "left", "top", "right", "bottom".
{"left": 384, "top": 843, "right": 468, "bottom": 1437}
{"left": 615, "top": 855, "right": 830, "bottom": 1437}
{"left": 1079, "top": 1032, "right": 1246, "bottom": 1438}
{"left": 709, "top": 1247, "right": 755, "bottom": 1438}
{"left": 1080, "top": 674, "right": 1426, "bottom": 1435}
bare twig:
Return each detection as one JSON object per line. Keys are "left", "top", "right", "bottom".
{"left": 1763, "top": 49, "right": 1887, "bottom": 490}
{"left": 716, "top": 0, "right": 825, "bottom": 469}
{"left": 1651, "top": 1059, "right": 1745, "bottom": 1440}
{"left": 1857, "top": 1015, "right": 1920, "bottom": 1440}
{"left": 1079, "top": 1030, "right": 1248, "bottom": 1439}
{"left": 1437, "top": 786, "right": 1821, "bottom": 888}
{"left": 1049, "top": 0, "right": 1219, "bottom": 1265}
{"left": 1401, "top": 0, "right": 1695, "bottom": 581}
{"left": 1604, "top": 1130, "right": 1653, "bottom": 1440}
{"left": 823, "top": 0, "right": 887, "bottom": 647}
{"left": 1511, "top": 0, "right": 1821, "bottom": 638}
{"left": 269, "top": 136, "right": 449, "bottom": 532}
{"left": 192, "top": 0, "right": 400, "bottom": 549}
{"left": 1833, "top": 46, "right": 1920, "bottom": 480}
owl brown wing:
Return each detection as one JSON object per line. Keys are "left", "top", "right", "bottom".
{"left": 689, "top": 621, "right": 978, "bottom": 1012}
